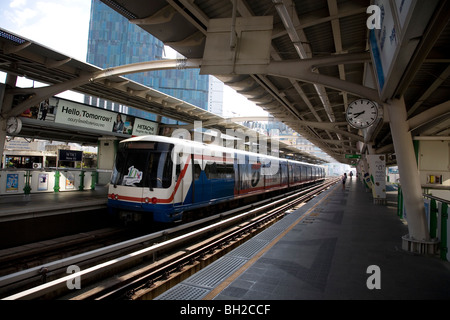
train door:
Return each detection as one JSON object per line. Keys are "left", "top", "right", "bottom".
{"left": 172, "top": 151, "right": 190, "bottom": 206}
{"left": 192, "top": 153, "right": 204, "bottom": 204}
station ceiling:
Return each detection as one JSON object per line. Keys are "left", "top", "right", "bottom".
{"left": 0, "top": 29, "right": 324, "bottom": 164}
{"left": 1, "top": 0, "right": 449, "bottom": 165}
{"left": 99, "top": 0, "right": 450, "bottom": 165}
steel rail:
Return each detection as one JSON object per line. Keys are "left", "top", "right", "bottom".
{"left": 2, "top": 179, "right": 337, "bottom": 300}
{"left": 0, "top": 181, "right": 316, "bottom": 290}
{"left": 95, "top": 179, "right": 338, "bottom": 300}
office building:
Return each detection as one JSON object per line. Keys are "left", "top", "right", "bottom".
{"left": 85, "top": 0, "right": 221, "bottom": 118}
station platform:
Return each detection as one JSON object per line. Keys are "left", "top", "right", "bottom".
{"left": 0, "top": 186, "right": 108, "bottom": 223}
{"left": 156, "top": 178, "right": 450, "bottom": 300}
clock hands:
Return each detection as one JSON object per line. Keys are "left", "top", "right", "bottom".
{"left": 346, "top": 99, "right": 378, "bottom": 129}
{"left": 353, "top": 111, "right": 365, "bottom": 118}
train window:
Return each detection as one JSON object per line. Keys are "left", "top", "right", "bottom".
{"left": 281, "top": 162, "right": 288, "bottom": 185}
{"left": 126, "top": 142, "right": 156, "bottom": 149}
{"left": 217, "top": 163, "right": 234, "bottom": 179}
{"left": 205, "top": 162, "right": 215, "bottom": 179}
{"left": 194, "top": 163, "right": 202, "bottom": 180}
{"left": 301, "top": 166, "right": 307, "bottom": 182}
{"left": 158, "top": 153, "right": 173, "bottom": 188}
{"left": 205, "top": 162, "right": 234, "bottom": 180}
{"left": 175, "top": 163, "right": 181, "bottom": 182}
{"left": 112, "top": 143, "right": 174, "bottom": 188}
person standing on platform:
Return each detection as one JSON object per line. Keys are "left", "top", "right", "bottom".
{"left": 39, "top": 99, "right": 49, "bottom": 121}
{"left": 349, "top": 171, "right": 353, "bottom": 180}
{"left": 342, "top": 172, "right": 347, "bottom": 190}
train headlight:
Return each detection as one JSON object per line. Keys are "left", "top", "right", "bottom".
{"left": 144, "top": 197, "right": 150, "bottom": 204}
{"left": 114, "top": 194, "right": 118, "bottom": 200}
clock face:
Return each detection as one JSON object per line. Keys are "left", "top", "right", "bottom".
{"left": 6, "top": 117, "right": 22, "bottom": 134}
{"left": 346, "top": 99, "right": 379, "bottom": 129}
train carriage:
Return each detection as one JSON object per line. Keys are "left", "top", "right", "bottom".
{"left": 108, "top": 135, "right": 325, "bottom": 223}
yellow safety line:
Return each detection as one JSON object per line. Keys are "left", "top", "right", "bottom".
{"left": 203, "top": 184, "right": 339, "bottom": 300}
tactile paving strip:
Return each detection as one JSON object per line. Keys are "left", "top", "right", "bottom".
{"left": 155, "top": 256, "right": 247, "bottom": 300}
{"left": 155, "top": 284, "right": 210, "bottom": 300}
{"left": 184, "top": 256, "right": 247, "bottom": 288}
{"left": 155, "top": 186, "right": 334, "bottom": 300}
{"left": 228, "top": 239, "right": 269, "bottom": 259}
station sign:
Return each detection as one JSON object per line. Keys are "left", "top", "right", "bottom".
{"left": 345, "top": 154, "right": 362, "bottom": 159}
{"left": 59, "top": 150, "right": 83, "bottom": 162}
{"left": 369, "top": 0, "right": 439, "bottom": 100}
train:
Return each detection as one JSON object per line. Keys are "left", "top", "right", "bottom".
{"left": 108, "top": 135, "right": 325, "bottom": 223}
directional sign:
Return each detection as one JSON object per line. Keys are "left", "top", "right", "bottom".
{"left": 345, "top": 154, "right": 361, "bottom": 159}
{"left": 369, "top": 0, "right": 439, "bottom": 100}
{"left": 59, "top": 150, "right": 83, "bottom": 161}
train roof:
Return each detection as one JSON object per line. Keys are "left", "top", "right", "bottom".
{"left": 120, "top": 135, "right": 322, "bottom": 168}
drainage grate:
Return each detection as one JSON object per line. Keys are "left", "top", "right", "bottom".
{"left": 229, "top": 239, "right": 269, "bottom": 259}
{"left": 253, "top": 227, "right": 285, "bottom": 241}
{"left": 154, "top": 284, "right": 210, "bottom": 300}
{"left": 184, "top": 256, "right": 247, "bottom": 288}
{"left": 155, "top": 187, "right": 336, "bottom": 300}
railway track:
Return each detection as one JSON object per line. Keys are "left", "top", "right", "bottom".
{"left": 0, "top": 226, "right": 153, "bottom": 277}
{"left": 1, "top": 178, "right": 338, "bottom": 300}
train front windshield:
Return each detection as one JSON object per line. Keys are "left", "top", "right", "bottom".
{"left": 111, "top": 141, "right": 174, "bottom": 189}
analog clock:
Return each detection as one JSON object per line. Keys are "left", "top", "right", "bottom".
{"left": 6, "top": 117, "right": 22, "bottom": 135}
{"left": 345, "top": 99, "right": 379, "bottom": 129}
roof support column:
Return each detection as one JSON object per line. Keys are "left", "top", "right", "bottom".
{"left": 0, "top": 74, "right": 17, "bottom": 168}
{"left": 0, "top": 121, "right": 6, "bottom": 168}
{"left": 387, "top": 97, "right": 430, "bottom": 243}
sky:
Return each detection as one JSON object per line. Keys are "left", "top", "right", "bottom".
{"left": 0, "top": 0, "right": 267, "bottom": 117}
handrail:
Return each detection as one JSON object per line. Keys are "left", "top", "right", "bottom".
{"left": 422, "top": 193, "right": 450, "bottom": 205}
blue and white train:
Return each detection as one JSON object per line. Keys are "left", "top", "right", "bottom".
{"left": 108, "top": 135, "right": 325, "bottom": 223}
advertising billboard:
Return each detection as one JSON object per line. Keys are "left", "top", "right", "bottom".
{"left": 33, "top": 97, "right": 160, "bottom": 137}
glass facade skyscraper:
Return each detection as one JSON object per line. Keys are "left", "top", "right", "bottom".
{"left": 85, "top": 0, "right": 211, "bottom": 119}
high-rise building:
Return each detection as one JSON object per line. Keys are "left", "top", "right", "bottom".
{"left": 85, "top": 0, "right": 221, "bottom": 118}
{"left": 208, "top": 76, "right": 224, "bottom": 116}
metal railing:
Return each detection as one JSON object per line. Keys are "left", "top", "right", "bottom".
{"left": 397, "top": 186, "right": 449, "bottom": 261}
{"left": 0, "top": 168, "right": 99, "bottom": 195}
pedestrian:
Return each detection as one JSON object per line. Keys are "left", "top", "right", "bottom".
{"left": 40, "top": 99, "right": 49, "bottom": 120}
{"left": 342, "top": 172, "right": 347, "bottom": 190}
{"left": 349, "top": 171, "right": 353, "bottom": 180}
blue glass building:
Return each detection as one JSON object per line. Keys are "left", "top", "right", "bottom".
{"left": 85, "top": 0, "right": 210, "bottom": 119}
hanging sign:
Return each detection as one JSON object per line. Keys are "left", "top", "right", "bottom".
{"left": 59, "top": 150, "right": 83, "bottom": 162}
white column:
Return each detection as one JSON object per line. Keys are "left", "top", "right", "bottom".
{"left": 0, "top": 124, "right": 6, "bottom": 168}
{"left": 0, "top": 75, "right": 17, "bottom": 166}
{"left": 387, "top": 97, "right": 429, "bottom": 241}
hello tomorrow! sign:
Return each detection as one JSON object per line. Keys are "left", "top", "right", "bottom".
{"left": 50, "top": 97, "right": 158, "bottom": 136}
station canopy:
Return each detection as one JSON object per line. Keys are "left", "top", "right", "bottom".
{"left": 1, "top": 0, "right": 449, "bottom": 165}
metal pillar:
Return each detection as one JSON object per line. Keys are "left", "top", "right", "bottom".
{"left": 0, "top": 75, "right": 17, "bottom": 166}
{"left": 0, "top": 126, "right": 6, "bottom": 168}
{"left": 387, "top": 97, "right": 429, "bottom": 242}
